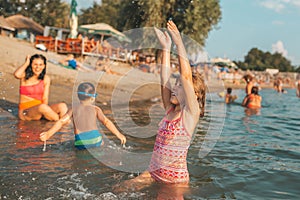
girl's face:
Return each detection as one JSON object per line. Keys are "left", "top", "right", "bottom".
{"left": 31, "top": 58, "right": 45, "bottom": 76}
{"left": 170, "top": 78, "right": 184, "bottom": 105}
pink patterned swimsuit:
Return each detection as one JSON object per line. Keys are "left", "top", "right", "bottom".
{"left": 149, "top": 108, "right": 191, "bottom": 184}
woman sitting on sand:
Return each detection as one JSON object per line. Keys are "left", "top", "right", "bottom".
{"left": 242, "top": 86, "right": 262, "bottom": 109}
{"left": 14, "top": 54, "right": 68, "bottom": 121}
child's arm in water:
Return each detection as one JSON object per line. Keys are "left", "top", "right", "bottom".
{"left": 95, "top": 106, "right": 126, "bottom": 145}
{"left": 39, "top": 109, "right": 72, "bottom": 141}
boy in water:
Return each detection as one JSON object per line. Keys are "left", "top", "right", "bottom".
{"left": 225, "top": 87, "right": 237, "bottom": 104}
{"left": 40, "top": 82, "right": 126, "bottom": 149}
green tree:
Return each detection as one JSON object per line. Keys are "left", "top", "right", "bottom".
{"left": 237, "top": 47, "right": 295, "bottom": 72}
{"left": 1, "top": 0, "right": 69, "bottom": 28}
{"left": 42, "top": 0, "right": 70, "bottom": 28}
{"left": 79, "top": 0, "right": 221, "bottom": 48}
{"left": 0, "top": 0, "right": 22, "bottom": 16}
{"left": 117, "top": 0, "right": 221, "bottom": 47}
{"left": 79, "top": 0, "right": 121, "bottom": 28}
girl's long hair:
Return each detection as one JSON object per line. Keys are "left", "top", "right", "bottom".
{"left": 192, "top": 72, "right": 206, "bottom": 117}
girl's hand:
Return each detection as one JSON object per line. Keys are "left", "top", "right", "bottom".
{"left": 117, "top": 134, "right": 126, "bottom": 145}
{"left": 167, "top": 20, "right": 182, "bottom": 45}
{"left": 154, "top": 27, "right": 172, "bottom": 51}
{"left": 39, "top": 132, "right": 49, "bottom": 142}
{"left": 25, "top": 55, "right": 31, "bottom": 65}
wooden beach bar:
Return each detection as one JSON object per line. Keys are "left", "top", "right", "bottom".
{"left": 35, "top": 23, "right": 131, "bottom": 62}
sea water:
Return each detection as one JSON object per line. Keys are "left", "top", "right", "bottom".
{"left": 0, "top": 88, "right": 299, "bottom": 199}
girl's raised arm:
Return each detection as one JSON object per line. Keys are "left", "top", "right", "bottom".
{"left": 14, "top": 55, "right": 30, "bottom": 79}
{"left": 154, "top": 28, "right": 172, "bottom": 110}
{"left": 167, "top": 21, "right": 199, "bottom": 115}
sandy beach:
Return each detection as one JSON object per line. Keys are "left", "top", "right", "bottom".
{"left": 0, "top": 35, "right": 283, "bottom": 116}
{"left": 0, "top": 36, "right": 164, "bottom": 115}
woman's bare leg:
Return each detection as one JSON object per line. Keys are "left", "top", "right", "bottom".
{"left": 50, "top": 102, "right": 68, "bottom": 118}
{"left": 21, "top": 103, "right": 68, "bottom": 121}
{"left": 19, "top": 106, "right": 43, "bottom": 121}
{"left": 20, "top": 104, "right": 58, "bottom": 121}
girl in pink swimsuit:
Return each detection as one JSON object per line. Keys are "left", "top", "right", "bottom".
{"left": 14, "top": 54, "right": 68, "bottom": 121}
{"left": 149, "top": 106, "right": 191, "bottom": 184}
{"left": 116, "top": 20, "right": 206, "bottom": 193}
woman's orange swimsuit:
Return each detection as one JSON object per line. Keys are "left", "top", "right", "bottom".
{"left": 247, "top": 94, "right": 261, "bottom": 109}
{"left": 149, "top": 108, "right": 191, "bottom": 184}
{"left": 19, "top": 80, "right": 44, "bottom": 110}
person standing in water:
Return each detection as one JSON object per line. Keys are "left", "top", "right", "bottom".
{"left": 296, "top": 79, "right": 300, "bottom": 97}
{"left": 242, "top": 86, "right": 262, "bottom": 109}
{"left": 14, "top": 54, "right": 68, "bottom": 121}
{"left": 243, "top": 74, "right": 254, "bottom": 96}
{"left": 116, "top": 20, "right": 206, "bottom": 192}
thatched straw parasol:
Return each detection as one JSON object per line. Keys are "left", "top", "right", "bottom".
{"left": 6, "top": 14, "right": 44, "bottom": 35}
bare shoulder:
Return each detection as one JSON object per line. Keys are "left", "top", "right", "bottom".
{"left": 43, "top": 75, "right": 51, "bottom": 83}
{"left": 94, "top": 105, "right": 104, "bottom": 113}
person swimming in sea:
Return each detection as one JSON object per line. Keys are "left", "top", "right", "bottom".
{"left": 39, "top": 82, "right": 126, "bottom": 149}
{"left": 225, "top": 87, "right": 237, "bottom": 104}
{"left": 14, "top": 54, "right": 68, "bottom": 121}
{"left": 242, "top": 86, "right": 262, "bottom": 109}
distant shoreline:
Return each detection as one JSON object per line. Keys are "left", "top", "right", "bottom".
{"left": 0, "top": 36, "right": 297, "bottom": 112}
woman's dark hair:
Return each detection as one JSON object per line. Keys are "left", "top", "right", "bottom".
{"left": 77, "top": 82, "right": 96, "bottom": 100}
{"left": 251, "top": 86, "right": 259, "bottom": 95}
{"left": 192, "top": 72, "right": 206, "bottom": 117}
{"left": 25, "top": 54, "right": 47, "bottom": 80}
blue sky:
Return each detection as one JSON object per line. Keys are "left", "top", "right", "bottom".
{"left": 205, "top": 0, "right": 300, "bottom": 66}
{"left": 68, "top": 0, "right": 300, "bottom": 66}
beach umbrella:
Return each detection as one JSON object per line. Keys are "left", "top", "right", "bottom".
{"left": 211, "top": 57, "right": 238, "bottom": 68}
{"left": 79, "top": 23, "right": 131, "bottom": 42}
{"left": 69, "top": 0, "right": 78, "bottom": 38}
